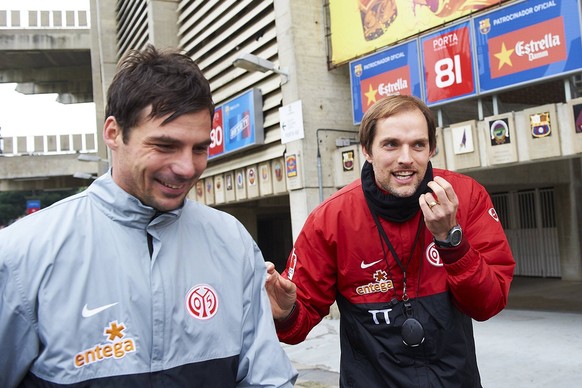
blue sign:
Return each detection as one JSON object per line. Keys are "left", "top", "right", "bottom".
{"left": 26, "top": 199, "right": 41, "bottom": 214}
{"left": 349, "top": 39, "right": 422, "bottom": 125}
{"left": 209, "top": 88, "right": 264, "bottom": 160}
{"left": 473, "top": 0, "right": 582, "bottom": 94}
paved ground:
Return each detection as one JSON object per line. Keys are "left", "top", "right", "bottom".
{"left": 282, "top": 277, "right": 582, "bottom": 388}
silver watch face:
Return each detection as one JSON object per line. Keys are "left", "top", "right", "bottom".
{"left": 450, "top": 227, "right": 462, "bottom": 246}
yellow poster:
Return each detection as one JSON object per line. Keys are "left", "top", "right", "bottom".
{"left": 329, "top": 0, "right": 511, "bottom": 66}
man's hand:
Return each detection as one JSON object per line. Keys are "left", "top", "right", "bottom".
{"left": 419, "top": 176, "right": 459, "bottom": 240}
{"left": 265, "top": 261, "right": 297, "bottom": 320}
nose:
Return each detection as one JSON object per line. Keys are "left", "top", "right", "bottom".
{"left": 398, "top": 145, "right": 413, "bottom": 164}
{"left": 172, "top": 150, "right": 196, "bottom": 178}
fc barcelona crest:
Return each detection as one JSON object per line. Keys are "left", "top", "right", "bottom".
{"left": 530, "top": 112, "right": 551, "bottom": 139}
{"left": 479, "top": 18, "right": 491, "bottom": 35}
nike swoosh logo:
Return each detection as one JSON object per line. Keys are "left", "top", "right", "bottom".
{"left": 361, "top": 259, "right": 382, "bottom": 269}
{"left": 82, "top": 302, "right": 118, "bottom": 318}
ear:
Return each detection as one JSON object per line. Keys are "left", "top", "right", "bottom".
{"left": 362, "top": 146, "right": 373, "bottom": 164}
{"left": 103, "top": 116, "right": 122, "bottom": 150}
{"left": 429, "top": 146, "right": 437, "bottom": 159}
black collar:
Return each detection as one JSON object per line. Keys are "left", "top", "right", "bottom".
{"left": 361, "top": 161, "right": 433, "bottom": 223}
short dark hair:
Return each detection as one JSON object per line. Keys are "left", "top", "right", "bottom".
{"left": 359, "top": 95, "right": 436, "bottom": 154}
{"left": 105, "top": 44, "right": 215, "bottom": 142}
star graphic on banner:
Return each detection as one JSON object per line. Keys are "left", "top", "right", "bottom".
{"left": 494, "top": 42, "right": 514, "bottom": 70}
{"left": 364, "top": 84, "right": 378, "bottom": 106}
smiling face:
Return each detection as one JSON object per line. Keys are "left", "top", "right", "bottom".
{"left": 104, "top": 108, "right": 212, "bottom": 211}
{"left": 362, "top": 107, "right": 434, "bottom": 198}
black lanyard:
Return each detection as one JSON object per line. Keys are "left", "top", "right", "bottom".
{"left": 368, "top": 204, "right": 423, "bottom": 301}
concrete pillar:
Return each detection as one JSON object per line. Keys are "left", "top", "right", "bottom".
{"left": 147, "top": 0, "right": 179, "bottom": 48}
{"left": 90, "top": 0, "right": 118, "bottom": 169}
{"left": 273, "top": 0, "right": 354, "bottom": 240}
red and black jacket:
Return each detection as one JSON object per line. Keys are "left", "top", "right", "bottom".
{"left": 276, "top": 168, "right": 515, "bottom": 387}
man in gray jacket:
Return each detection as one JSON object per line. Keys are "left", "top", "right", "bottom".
{"left": 0, "top": 45, "right": 297, "bottom": 387}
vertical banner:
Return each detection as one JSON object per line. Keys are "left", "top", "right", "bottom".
{"left": 443, "top": 120, "right": 481, "bottom": 170}
{"left": 209, "top": 106, "right": 223, "bottom": 158}
{"left": 349, "top": 39, "right": 422, "bottom": 124}
{"left": 421, "top": 21, "right": 477, "bottom": 106}
{"left": 195, "top": 180, "right": 205, "bottom": 203}
{"left": 235, "top": 168, "right": 247, "bottom": 201}
{"left": 258, "top": 161, "right": 273, "bottom": 196}
{"left": 204, "top": 177, "right": 214, "bottom": 205}
{"left": 484, "top": 113, "right": 519, "bottom": 165}
{"left": 224, "top": 171, "right": 236, "bottom": 202}
{"left": 271, "top": 157, "right": 287, "bottom": 194}
{"left": 214, "top": 174, "right": 225, "bottom": 204}
{"left": 246, "top": 165, "right": 259, "bottom": 198}
{"left": 519, "top": 103, "right": 562, "bottom": 160}
{"left": 473, "top": 0, "right": 582, "bottom": 94}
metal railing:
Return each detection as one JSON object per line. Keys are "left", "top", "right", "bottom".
{"left": 0, "top": 7, "right": 90, "bottom": 29}
{"left": 0, "top": 133, "right": 98, "bottom": 156}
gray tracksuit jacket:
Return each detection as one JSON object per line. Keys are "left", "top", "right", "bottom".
{"left": 0, "top": 172, "right": 297, "bottom": 387}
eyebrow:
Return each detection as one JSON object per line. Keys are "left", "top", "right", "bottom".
{"left": 148, "top": 135, "right": 179, "bottom": 144}
{"left": 147, "top": 135, "right": 212, "bottom": 149}
{"left": 380, "top": 136, "right": 429, "bottom": 144}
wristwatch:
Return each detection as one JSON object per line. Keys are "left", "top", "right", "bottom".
{"left": 434, "top": 225, "right": 463, "bottom": 248}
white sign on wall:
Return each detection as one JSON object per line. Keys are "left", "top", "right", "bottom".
{"left": 279, "top": 100, "right": 305, "bottom": 144}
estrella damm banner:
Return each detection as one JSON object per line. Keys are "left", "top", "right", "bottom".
{"left": 349, "top": 40, "right": 422, "bottom": 124}
{"left": 473, "top": 0, "right": 582, "bottom": 93}
{"left": 329, "top": 0, "right": 509, "bottom": 66}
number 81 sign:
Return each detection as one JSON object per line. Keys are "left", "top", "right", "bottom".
{"left": 421, "top": 21, "right": 477, "bottom": 106}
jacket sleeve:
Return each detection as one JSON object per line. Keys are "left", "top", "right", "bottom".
{"left": 236, "top": 237, "right": 297, "bottom": 387}
{"left": 275, "top": 210, "right": 338, "bottom": 345}
{"left": 0, "top": 250, "right": 39, "bottom": 388}
{"left": 439, "top": 177, "right": 515, "bottom": 321}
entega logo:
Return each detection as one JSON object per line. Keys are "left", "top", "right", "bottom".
{"left": 74, "top": 321, "right": 136, "bottom": 368}
{"left": 355, "top": 270, "right": 394, "bottom": 295}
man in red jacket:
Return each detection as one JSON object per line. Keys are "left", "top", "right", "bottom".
{"left": 266, "top": 95, "right": 515, "bottom": 387}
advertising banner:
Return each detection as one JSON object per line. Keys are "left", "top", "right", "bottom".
{"left": 420, "top": 21, "right": 477, "bottom": 106}
{"left": 209, "top": 88, "right": 264, "bottom": 160}
{"left": 349, "top": 39, "right": 421, "bottom": 124}
{"left": 209, "top": 106, "right": 223, "bottom": 158}
{"left": 329, "top": 0, "right": 508, "bottom": 66}
{"left": 26, "top": 199, "right": 41, "bottom": 214}
{"left": 473, "top": 0, "right": 582, "bottom": 94}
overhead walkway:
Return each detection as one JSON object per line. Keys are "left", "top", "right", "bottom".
{"left": 0, "top": 3, "right": 100, "bottom": 191}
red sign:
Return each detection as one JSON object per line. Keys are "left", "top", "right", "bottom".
{"left": 209, "top": 107, "right": 223, "bottom": 157}
{"left": 359, "top": 65, "right": 411, "bottom": 111}
{"left": 488, "top": 17, "right": 567, "bottom": 79}
{"left": 422, "top": 23, "right": 475, "bottom": 104}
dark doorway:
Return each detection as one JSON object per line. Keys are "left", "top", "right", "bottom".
{"left": 257, "top": 212, "right": 293, "bottom": 273}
